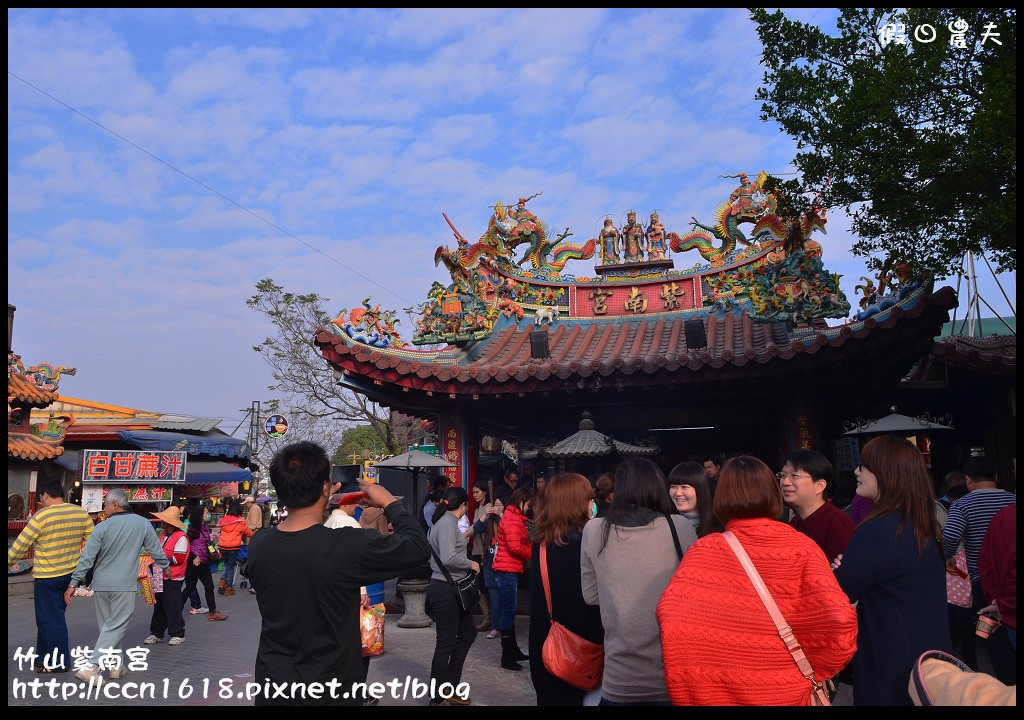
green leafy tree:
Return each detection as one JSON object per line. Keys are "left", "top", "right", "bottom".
{"left": 246, "top": 278, "right": 419, "bottom": 459}
{"left": 331, "top": 425, "right": 384, "bottom": 465}
{"left": 750, "top": 7, "right": 1015, "bottom": 276}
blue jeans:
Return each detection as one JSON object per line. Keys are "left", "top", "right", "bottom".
{"left": 487, "top": 586, "right": 501, "bottom": 630}
{"left": 35, "top": 574, "right": 71, "bottom": 671}
{"left": 494, "top": 571, "right": 518, "bottom": 632}
{"left": 221, "top": 550, "right": 239, "bottom": 587}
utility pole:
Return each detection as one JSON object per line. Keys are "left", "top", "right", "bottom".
{"left": 247, "top": 401, "right": 261, "bottom": 494}
{"left": 951, "top": 252, "right": 1016, "bottom": 338}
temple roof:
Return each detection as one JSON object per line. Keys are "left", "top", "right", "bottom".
{"left": 8, "top": 434, "right": 67, "bottom": 461}
{"left": 542, "top": 412, "right": 660, "bottom": 458}
{"left": 9, "top": 372, "right": 58, "bottom": 407}
{"left": 316, "top": 285, "right": 957, "bottom": 397}
{"left": 931, "top": 334, "right": 1015, "bottom": 375}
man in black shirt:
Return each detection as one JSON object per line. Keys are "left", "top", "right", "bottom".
{"left": 247, "top": 441, "right": 430, "bottom": 706}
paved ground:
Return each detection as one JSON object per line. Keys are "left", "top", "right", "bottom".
{"left": 23, "top": 581, "right": 1007, "bottom": 707}
{"left": 8, "top": 582, "right": 536, "bottom": 707}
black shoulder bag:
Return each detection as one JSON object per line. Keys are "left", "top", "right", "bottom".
{"left": 428, "top": 545, "right": 481, "bottom": 616}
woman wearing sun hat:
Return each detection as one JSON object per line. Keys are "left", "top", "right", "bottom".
{"left": 143, "top": 506, "right": 190, "bottom": 646}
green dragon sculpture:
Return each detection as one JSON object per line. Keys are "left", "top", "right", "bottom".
{"left": 669, "top": 171, "right": 779, "bottom": 266}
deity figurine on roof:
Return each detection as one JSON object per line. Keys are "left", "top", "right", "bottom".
{"left": 728, "top": 172, "right": 771, "bottom": 218}
{"left": 599, "top": 217, "right": 621, "bottom": 265}
{"left": 646, "top": 212, "right": 667, "bottom": 261}
{"left": 509, "top": 195, "right": 542, "bottom": 246}
{"left": 621, "top": 211, "right": 646, "bottom": 263}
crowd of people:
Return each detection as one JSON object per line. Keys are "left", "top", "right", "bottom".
{"left": 424, "top": 439, "right": 1015, "bottom": 706}
{"left": 8, "top": 485, "right": 272, "bottom": 684}
{"left": 8, "top": 436, "right": 1015, "bottom": 706}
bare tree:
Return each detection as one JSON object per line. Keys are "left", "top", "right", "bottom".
{"left": 246, "top": 278, "right": 419, "bottom": 457}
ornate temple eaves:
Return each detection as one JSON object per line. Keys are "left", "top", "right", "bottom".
{"left": 9, "top": 372, "right": 59, "bottom": 406}
{"left": 8, "top": 433, "right": 68, "bottom": 461}
{"left": 316, "top": 285, "right": 957, "bottom": 397}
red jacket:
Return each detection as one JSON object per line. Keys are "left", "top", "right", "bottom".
{"left": 978, "top": 505, "right": 1016, "bottom": 630}
{"left": 160, "top": 530, "right": 190, "bottom": 581}
{"left": 657, "top": 518, "right": 857, "bottom": 705}
{"left": 492, "top": 505, "right": 530, "bottom": 573}
{"left": 217, "top": 515, "right": 253, "bottom": 551}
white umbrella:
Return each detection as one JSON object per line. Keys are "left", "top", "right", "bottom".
{"left": 374, "top": 448, "right": 457, "bottom": 469}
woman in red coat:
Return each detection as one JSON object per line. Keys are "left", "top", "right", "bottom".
{"left": 657, "top": 456, "right": 857, "bottom": 705}
{"left": 492, "top": 487, "right": 532, "bottom": 670}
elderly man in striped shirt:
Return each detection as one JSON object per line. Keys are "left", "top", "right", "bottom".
{"left": 8, "top": 479, "right": 94, "bottom": 673}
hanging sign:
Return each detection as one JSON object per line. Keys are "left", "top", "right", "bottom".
{"left": 265, "top": 415, "right": 289, "bottom": 438}
{"left": 81, "top": 450, "right": 187, "bottom": 484}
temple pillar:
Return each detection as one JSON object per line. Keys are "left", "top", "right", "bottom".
{"left": 781, "top": 393, "right": 820, "bottom": 454}
{"left": 437, "top": 411, "right": 478, "bottom": 491}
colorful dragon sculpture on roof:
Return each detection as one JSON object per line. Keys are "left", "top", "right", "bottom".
{"left": 329, "top": 298, "right": 407, "bottom": 349}
{"left": 669, "top": 171, "right": 773, "bottom": 265}
{"left": 434, "top": 194, "right": 596, "bottom": 289}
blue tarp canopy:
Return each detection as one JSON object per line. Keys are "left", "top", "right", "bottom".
{"left": 185, "top": 461, "right": 251, "bottom": 485}
{"left": 118, "top": 430, "right": 250, "bottom": 460}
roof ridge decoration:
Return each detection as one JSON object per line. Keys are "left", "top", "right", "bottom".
{"left": 328, "top": 297, "right": 408, "bottom": 349}
{"left": 323, "top": 175, "right": 930, "bottom": 353}
{"left": 854, "top": 259, "right": 928, "bottom": 321}
{"left": 9, "top": 352, "right": 77, "bottom": 407}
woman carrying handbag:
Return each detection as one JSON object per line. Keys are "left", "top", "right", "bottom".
{"left": 657, "top": 456, "right": 857, "bottom": 705}
{"left": 426, "top": 487, "right": 479, "bottom": 706}
{"left": 529, "top": 473, "right": 604, "bottom": 706}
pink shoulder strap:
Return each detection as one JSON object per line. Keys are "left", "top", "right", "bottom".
{"left": 722, "top": 530, "right": 830, "bottom": 704}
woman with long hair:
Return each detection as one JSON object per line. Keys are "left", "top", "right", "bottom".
{"left": 529, "top": 473, "right": 604, "bottom": 705}
{"left": 492, "top": 487, "right": 533, "bottom": 670}
{"left": 426, "top": 487, "right": 479, "bottom": 705}
{"left": 834, "top": 435, "right": 951, "bottom": 705}
{"left": 581, "top": 457, "right": 697, "bottom": 705}
{"left": 468, "top": 482, "right": 494, "bottom": 633}
{"left": 475, "top": 495, "right": 504, "bottom": 639}
{"left": 658, "top": 456, "right": 857, "bottom": 705}
{"left": 181, "top": 505, "right": 227, "bottom": 622}
{"left": 666, "top": 461, "right": 719, "bottom": 538}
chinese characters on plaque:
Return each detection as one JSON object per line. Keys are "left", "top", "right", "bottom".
{"left": 82, "top": 450, "right": 188, "bottom": 482}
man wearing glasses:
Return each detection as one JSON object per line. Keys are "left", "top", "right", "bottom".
{"left": 778, "top": 450, "right": 855, "bottom": 566}
{"left": 64, "top": 488, "right": 168, "bottom": 685}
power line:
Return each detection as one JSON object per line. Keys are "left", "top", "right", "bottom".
{"left": 8, "top": 70, "right": 416, "bottom": 307}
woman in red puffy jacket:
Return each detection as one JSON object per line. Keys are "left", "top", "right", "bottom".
{"left": 492, "top": 487, "right": 532, "bottom": 670}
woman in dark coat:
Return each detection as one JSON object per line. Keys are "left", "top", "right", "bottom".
{"left": 835, "top": 435, "right": 952, "bottom": 705}
{"left": 528, "top": 473, "right": 603, "bottom": 705}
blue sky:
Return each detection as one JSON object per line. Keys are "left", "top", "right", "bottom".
{"left": 8, "top": 8, "right": 1015, "bottom": 436}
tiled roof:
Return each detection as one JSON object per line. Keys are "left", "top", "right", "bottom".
{"left": 931, "top": 334, "right": 1015, "bottom": 375}
{"left": 8, "top": 434, "right": 66, "bottom": 461}
{"left": 543, "top": 414, "right": 660, "bottom": 459}
{"left": 9, "top": 374, "right": 58, "bottom": 406}
{"left": 316, "top": 285, "right": 957, "bottom": 396}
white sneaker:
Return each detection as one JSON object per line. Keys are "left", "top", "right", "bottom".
{"left": 142, "top": 635, "right": 162, "bottom": 644}
{"left": 74, "top": 665, "right": 103, "bottom": 685}
{"left": 189, "top": 607, "right": 209, "bottom": 615}
{"left": 108, "top": 665, "right": 129, "bottom": 680}
{"left": 168, "top": 636, "right": 185, "bottom": 646}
